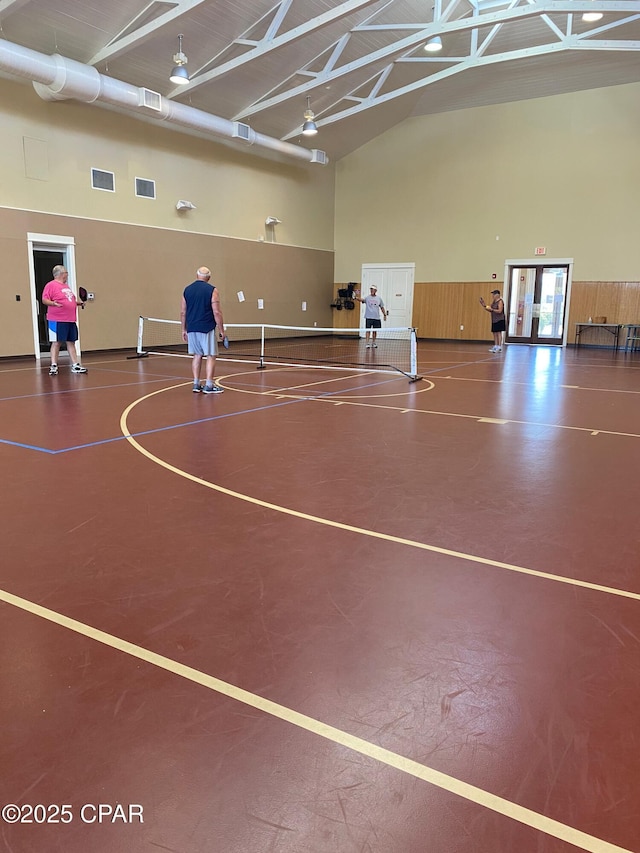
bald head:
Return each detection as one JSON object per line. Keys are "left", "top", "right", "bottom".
{"left": 197, "top": 267, "right": 211, "bottom": 280}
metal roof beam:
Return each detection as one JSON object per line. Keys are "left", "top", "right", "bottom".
{"left": 0, "top": 0, "right": 32, "bottom": 14}
{"left": 169, "top": 0, "right": 382, "bottom": 97}
{"left": 253, "top": 0, "right": 640, "bottom": 122}
{"left": 233, "top": 33, "right": 355, "bottom": 122}
{"left": 90, "top": 0, "right": 208, "bottom": 65}
{"left": 296, "top": 35, "right": 640, "bottom": 134}
{"left": 264, "top": 0, "right": 294, "bottom": 41}
{"left": 240, "top": 0, "right": 553, "bottom": 119}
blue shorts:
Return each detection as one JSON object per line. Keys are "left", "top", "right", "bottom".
{"left": 48, "top": 321, "right": 78, "bottom": 343}
{"left": 365, "top": 318, "right": 382, "bottom": 329}
{"left": 187, "top": 331, "right": 218, "bottom": 356}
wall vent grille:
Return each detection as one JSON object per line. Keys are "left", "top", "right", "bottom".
{"left": 232, "top": 122, "right": 253, "bottom": 142}
{"left": 138, "top": 88, "right": 162, "bottom": 111}
{"left": 135, "top": 177, "right": 156, "bottom": 199}
{"left": 310, "top": 149, "right": 328, "bottom": 165}
{"left": 91, "top": 168, "right": 115, "bottom": 192}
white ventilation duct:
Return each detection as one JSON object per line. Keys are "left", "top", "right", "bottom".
{"left": 0, "top": 38, "right": 328, "bottom": 166}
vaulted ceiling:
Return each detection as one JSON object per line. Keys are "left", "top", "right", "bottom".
{"left": 0, "top": 0, "right": 639, "bottom": 161}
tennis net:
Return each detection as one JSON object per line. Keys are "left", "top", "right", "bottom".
{"left": 136, "top": 317, "right": 421, "bottom": 380}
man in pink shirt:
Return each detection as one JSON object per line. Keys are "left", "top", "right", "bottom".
{"left": 41, "top": 266, "right": 87, "bottom": 376}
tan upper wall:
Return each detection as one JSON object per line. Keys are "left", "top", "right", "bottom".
{"left": 0, "top": 76, "right": 336, "bottom": 359}
{"left": 0, "top": 78, "right": 335, "bottom": 251}
{"left": 334, "top": 82, "right": 640, "bottom": 283}
{"left": 1, "top": 209, "right": 334, "bottom": 358}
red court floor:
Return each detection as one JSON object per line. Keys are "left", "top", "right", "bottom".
{"left": 1, "top": 341, "right": 639, "bottom": 853}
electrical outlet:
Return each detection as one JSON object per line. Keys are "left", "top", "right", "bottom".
{"left": 460, "top": 325, "right": 464, "bottom": 331}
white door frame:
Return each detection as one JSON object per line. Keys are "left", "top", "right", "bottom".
{"left": 27, "top": 233, "right": 78, "bottom": 361}
{"left": 360, "top": 262, "right": 415, "bottom": 336}
{"left": 503, "top": 257, "right": 574, "bottom": 347}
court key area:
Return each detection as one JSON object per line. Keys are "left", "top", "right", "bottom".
{"left": 1, "top": 338, "right": 640, "bottom": 853}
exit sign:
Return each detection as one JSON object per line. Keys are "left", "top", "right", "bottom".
{"left": 534, "top": 246, "right": 546, "bottom": 256}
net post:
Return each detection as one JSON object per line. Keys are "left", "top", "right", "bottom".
{"left": 257, "top": 324, "right": 266, "bottom": 369}
{"left": 409, "top": 328, "right": 421, "bottom": 382}
{"left": 127, "top": 315, "right": 150, "bottom": 359}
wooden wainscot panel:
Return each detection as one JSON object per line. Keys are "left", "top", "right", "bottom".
{"left": 568, "top": 281, "right": 640, "bottom": 332}
{"left": 332, "top": 283, "right": 360, "bottom": 329}
{"left": 413, "top": 282, "right": 495, "bottom": 341}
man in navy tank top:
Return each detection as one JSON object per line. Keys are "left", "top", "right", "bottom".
{"left": 181, "top": 266, "right": 226, "bottom": 393}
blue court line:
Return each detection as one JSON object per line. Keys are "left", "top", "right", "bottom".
{"left": 0, "top": 377, "right": 182, "bottom": 404}
{"left": 0, "top": 396, "right": 308, "bottom": 455}
{"left": 0, "top": 438, "right": 57, "bottom": 454}
{"left": 1, "top": 372, "right": 408, "bottom": 455}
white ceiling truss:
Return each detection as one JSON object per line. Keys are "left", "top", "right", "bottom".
{"left": 0, "top": 0, "right": 639, "bottom": 159}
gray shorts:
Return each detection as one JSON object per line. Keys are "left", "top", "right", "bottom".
{"left": 187, "top": 331, "right": 218, "bottom": 356}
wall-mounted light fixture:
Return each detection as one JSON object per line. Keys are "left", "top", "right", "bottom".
{"left": 265, "top": 216, "right": 282, "bottom": 226}
{"left": 170, "top": 34, "right": 189, "bottom": 85}
{"left": 302, "top": 97, "right": 318, "bottom": 136}
{"left": 176, "top": 199, "right": 196, "bottom": 210}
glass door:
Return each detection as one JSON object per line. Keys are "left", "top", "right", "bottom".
{"left": 506, "top": 265, "right": 568, "bottom": 346}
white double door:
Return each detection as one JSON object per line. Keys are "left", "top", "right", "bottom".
{"left": 360, "top": 263, "right": 415, "bottom": 335}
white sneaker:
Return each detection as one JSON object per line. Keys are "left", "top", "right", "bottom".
{"left": 365, "top": 344, "right": 371, "bottom": 348}
{"left": 496, "top": 346, "right": 502, "bottom": 352}
{"left": 489, "top": 346, "right": 497, "bottom": 352}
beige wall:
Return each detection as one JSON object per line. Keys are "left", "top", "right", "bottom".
{"left": 1, "top": 210, "right": 334, "bottom": 358}
{"left": 0, "top": 79, "right": 335, "bottom": 249}
{"left": 0, "top": 77, "right": 336, "bottom": 358}
{"left": 334, "top": 82, "right": 640, "bottom": 283}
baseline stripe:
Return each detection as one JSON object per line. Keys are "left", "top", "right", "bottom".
{"left": 0, "top": 587, "right": 632, "bottom": 853}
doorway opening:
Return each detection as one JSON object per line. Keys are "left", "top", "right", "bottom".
{"left": 504, "top": 260, "right": 573, "bottom": 347}
{"left": 27, "top": 234, "right": 77, "bottom": 361}
{"left": 360, "top": 263, "right": 415, "bottom": 335}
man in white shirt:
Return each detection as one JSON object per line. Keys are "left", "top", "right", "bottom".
{"left": 359, "top": 284, "right": 388, "bottom": 348}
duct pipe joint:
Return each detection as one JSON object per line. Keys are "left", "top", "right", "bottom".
{"left": 33, "top": 54, "right": 101, "bottom": 103}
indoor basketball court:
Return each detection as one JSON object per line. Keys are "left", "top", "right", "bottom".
{"left": 1, "top": 340, "right": 639, "bottom": 853}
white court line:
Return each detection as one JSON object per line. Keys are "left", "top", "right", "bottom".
{"left": 122, "top": 384, "right": 640, "bottom": 597}
{"left": 223, "top": 371, "right": 640, "bottom": 437}
{"left": 0, "top": 587, "right": 633, "bottom": 853}
{"left": 442, "top": 375, "right": 640, "bottom": 395}
{"left": 223, "top": 368, "right": 434, "bottom": 400}
{"left": 263, "top": 371, "right": 377, "bottom": 394}
{"left": 306, "top": 395, "right": 640, "bottom": 440}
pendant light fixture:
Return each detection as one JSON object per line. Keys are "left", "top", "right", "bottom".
{"left": 170, "top": 34, "right": 189, "bottom": 85}
{"left": 424, "top": 36, "right": 443, "bottom": 52}
{"left": 302, "top": 96, "right": 318, "bottom": 136}
{"left": 582, "top": 1, "right": 603, "bottom": 21}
